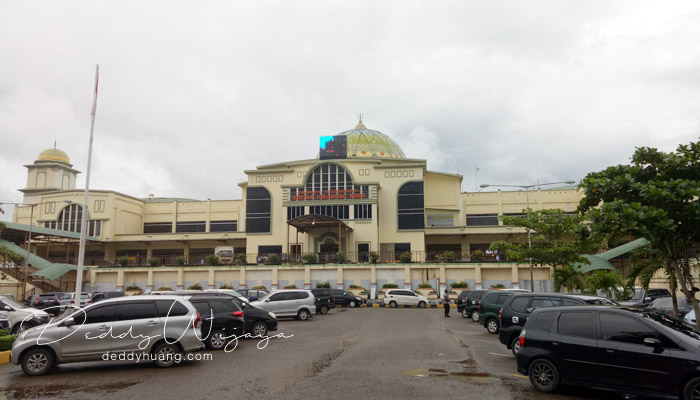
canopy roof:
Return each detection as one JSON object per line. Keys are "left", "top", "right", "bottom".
{"left": 0, "top": 239, "right": 77, "bottom": 280}
{"left": 287, "top": 214, "right": 353, "bottom": 234}
{"left": 0, "top": 221, "right": 99, "bottom": 242}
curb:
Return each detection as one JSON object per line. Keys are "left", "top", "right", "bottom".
{"left": 0, "top": 350, "right": 11, "bottom": 365}
{"left": 361, "top": 303, "right": 458, "bottom": 309}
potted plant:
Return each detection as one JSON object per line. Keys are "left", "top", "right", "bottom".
{"left": 444, "top": 251, "right": 457, "bottom": 263}
{"left": 219, "top": 284, "right": 234, "bottom": 289}
{"left": 125, "top": 283, "right": 143, "bottom": 296}
{"left": 252, "top": 285, "right": 267, "bottom": 290}
{"left": 399, "top": 251, "right": 412, "bottom": 263}
{"left": 471, "top": 250, "right": 484, "bottom": 262}
{"left": 302, "top": 254, "right": 317, "bottom": 264}
{"left": 348, "top": 284, "right": 364, "bottom": 296}
{"left": 175, "top": 256, "right": 185, "bottom": 266}
{"left": 451, "top": 281, "right": 469, "bottom": 296}
{"left": 187, "top": 282, "right": 203, "bottom": 290}
{"left": 156, "top": 286, "right": 172, "bottom": 291}
{"left": 416, "top": 282, "right": 433, "bottom": 297}
{"left": 284, "top": 284, "right": 297, "bottom": 289}
{"left": 490, "top": 283, "right": 506, "bottom": 289}
{"left": 336, "top": 251, "right": 346, "bottom": 264}
{"left": 369, "top": 252, "right": 379, "bottom": 264}
{"left": 205, "top": 254, "right": 220, "bottom": 266}
{"left": 316, "top": 281, "right": 331, "bottom": 288}
{"left": 147, "top": 257, "right": 160, "bottom": 267}
{"left": 236, "top": 254, "right": 247, "bottom": 265}
{"left": 117, "top": 256, "right": 129, "bottom": 267}
{"left": 266, "top": 254, "right": 281, "bottom": 265}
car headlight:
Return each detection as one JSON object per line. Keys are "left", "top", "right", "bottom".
{"left": 268, "top": 312, "right": 276, "bottom": 319}
{"left": 355, "top": 296, "right": 362, "bottom": 301}
{"left": 17, "top": 330, "right": 29, "bottom": 341}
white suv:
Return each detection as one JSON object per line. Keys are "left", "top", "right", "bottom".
{"left": 383, "top": 289, "right": 428, "bottom": 308}
{"left": 250, "top": 289, "right": 316, "bottom": 320}
{"left": 0, "top": 297, "right": 50, "bottom": 334}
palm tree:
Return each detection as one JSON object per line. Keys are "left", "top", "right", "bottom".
{"left": 586, "top": 270, "right": 625, "bottom": 299}
{"left": 552, "top": 265, "right": 585, "bottom": 293}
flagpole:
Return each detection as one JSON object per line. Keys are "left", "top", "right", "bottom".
{"left": 74, "top": 64, "right": 99, "bottom": 305}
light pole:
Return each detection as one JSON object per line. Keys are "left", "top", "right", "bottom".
{"left": 0, "top": 200, "right": 70, "bottom": 301}
{"left": 479, "top": 181, "right": 576, "bottom": 292}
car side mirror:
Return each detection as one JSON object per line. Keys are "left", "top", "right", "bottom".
{"left": 643, "top": 337, "right": 661, "bottom": 348}
{"left": 526, "top": 307, "right": 535, "bottom": 314}
{"left": 60, "top": 317, "right": 76, "bottom": 327}
{"left": 644, "top": 297, "right": 652, "bottom": 303}
{"left": 265, "top": 299, "right": 270, "bottom": 302}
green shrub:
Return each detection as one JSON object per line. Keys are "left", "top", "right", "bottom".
{"left": 0, "top": 329, "right": 9, "bottom": 336}
{"left": 417, "top": 283, "right": 432, "bottom": 289}
{"left": 444, "top": 251, "right": 457, "bottom": 262}
{"left": 369, "top": 252, "right": 379, "bottom": 263}
{"left": 117, "top": 256, "right": 129, "bottom": 266}
{"left": 302, "top": 254, "right": 317, "bottom": 264}
{"left": 125, "top": 283, "right": 141, "bottom": 291}
{"left": 236, "top": 254, "right": 248, "bottom": 265}
{"left": 252, "top": 285, "right": 267, "bottom": 290}
{"left": 147, "top": 258, "right": 160, "bottom": 267}
{"left": 451, "top": 281, "right": 469, "bottom": 289}
{"left": 267, "top": 254, "right": 281, "bottom": 265}
{"left": 490, "top": 283, "right": 506, "bottom": 289}
{"left": 284, "top": 284, "right": 297, "bottom": 289}
{"left": 316, "top": 281, "right": 331, "bottom": 288}
{"left": 219, "top": 284, "right": 234, "bottom": 289}
{"left": 349, "top": 284, "right": 363, "bottom": 289}
{"left": 0, "top": 335, "right": 17, "bottom": 351}
{"left": 336, "top": 251, "right": 346, "bottom": 263}
{"left": 175, "top": 256, "right": 186, "bottom": 266}
{"left": 157, "top": 286, "right": 172, "bottom": 291}
{"left": 382, "top": 283, "right": 398, "bottom": 289}
{"left": 188, "top": 282, "right": 202, "bottom": 290}
{"left": 205, "top": 254, "right": 220, "bottom": 266}
{"left": 471, "top": 250, "right": 484, "bottom": 262}
{"left": 399, "top": 251, "right": 412, "bottom": 263}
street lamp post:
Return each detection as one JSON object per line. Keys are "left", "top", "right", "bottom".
{"left": 479, "top": 181, "right": 576, "bottom": 292}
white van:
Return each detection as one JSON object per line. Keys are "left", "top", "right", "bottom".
{"left": 0, "top": 297, "right": 50, "bottom": 334}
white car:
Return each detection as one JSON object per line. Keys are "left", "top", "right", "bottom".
{"left": 685, "top": 309, "right": 697, "bottom": 326}
{"left": 59, "top": 292, "right": 91, "bottom": 310}
{"left": 383, "top": 289, "right": 428, "bottom": 308}
{"left": 0, "top": 297, "right": 50, "bottom": 334}
{"left": 250, "top": 290, "right": 316, "bottom": 320}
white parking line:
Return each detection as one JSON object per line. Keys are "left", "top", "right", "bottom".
{"left": 488, "top": 352, "right": 511, "bottom": 357}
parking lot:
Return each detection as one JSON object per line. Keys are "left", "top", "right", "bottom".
{"left": 0, "top": 307, "right": 623, "bottom": 400}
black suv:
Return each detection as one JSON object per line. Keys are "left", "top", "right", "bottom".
{"left": 458, "top": 289, "right": 489, "bottom": 321}
{"left": 310, "top": 288, "right": 337, "bottom": 314}
{"left": 173, "top": 290, "right": 278, "bottom": 337}
{"left": 188, "top": 296, "right": 245, "bottom": 350}
{"left": 330, "top": 289, "right": 363, "bottom": 308}
{"left": 517, "top": 306, "right": 700, "bottom": 399}
{"left": 26, "top": 293, "right": 64, "bottom": 316}
{"left": 499, "top": 293, "right": 615, "bottom": 356}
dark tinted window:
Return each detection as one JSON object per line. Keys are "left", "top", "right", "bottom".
{"left": 643, "top": 311, "right": 700, "bottom": 341}
{"left": 485, "top": 293, "right": 499, "bottom": 303}
{"left": 298, "top": 291, "right": 309, "bottom": 299}
{"left": 600, "top": 313, "right": 657, "bottom": 345}
{"left": 497, "top": 294, "right": 512, "bottom": 305}
{"left": 282, "top": 292, "right": 299, "bottom": 300}
{"left": 468, "top": 291, "right": 485, "bottom": 300}
{"left": 531, "top": 297, "right": 560, "bottom": 308}
{"left": 509, "top": 296, "right": 531, "bottom": 313}
{"left": 191, "top": 301, "right": 211, "bottom": 315}
{"left": 269, "top": 293, "right": 285, "bottom": 302}
{"left": 558, "top": 311, "right": 595, "bottom": 338}
{"left": 116, "top": 301, "right": 157, "bottom": 321}
{"left": 536, "top": 311, "right": 557, "bottom": 332}
{"left": 246, "top": 187, "right": 271, "bottom": 233}
{"left": 79, "top": 304, "right": 116, "bottom": 325}
{"left": 210, "top": 300, "right": 238, "bottom": 313}
{"left": 155, "top": 300, "right": 189, "bottom": 317}
{"left": 331, "top": 289, "right": 344, "bottom": 296}
{"left": 397, "top": 181, "right": 424, "bottom": 230}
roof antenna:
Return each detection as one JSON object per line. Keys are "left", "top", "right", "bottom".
{"left": 54, "top": 140, "right": 57, "bottom": 149}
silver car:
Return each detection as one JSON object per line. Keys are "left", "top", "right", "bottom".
{"left": 250, "top": 289, "right": 316, "bottom": 320}
{"left": 11, "top": 295, "right": 204, "bottom": 376}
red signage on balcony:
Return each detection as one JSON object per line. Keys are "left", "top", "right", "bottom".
{"left": 292, "top": 189, "right": 367, "bottom": 201}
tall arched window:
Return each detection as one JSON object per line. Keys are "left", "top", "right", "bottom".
{"left": 57, "top": 204, "right": 84, "bottom": 232}
{"left": 246, "top": 187, "right": 271, "bottom": 233}
{"left": 397, "top": 181, "right": 424, "bottom": 230}
{"left": 290, "top": 163, "right": 369, "bottom": 199}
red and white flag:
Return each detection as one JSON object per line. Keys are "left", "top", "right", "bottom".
{"left": 90, "top": 65, "right": 99, "bottom": 117}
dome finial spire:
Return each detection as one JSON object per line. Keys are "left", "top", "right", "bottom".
{"left": 355, "top": 113, "right": 367, "bottom": 130}
{"left": 54, "top": 140, "right": 57, "bottom": 149}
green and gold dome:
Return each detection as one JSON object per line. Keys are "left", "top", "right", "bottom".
{"left": 37, "top": 145, "right": 71, "bottom": 165}
{"left": 338, "top": 119, "right": 405, "bottom": 159}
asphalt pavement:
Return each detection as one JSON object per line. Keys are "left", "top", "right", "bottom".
{"left": 0, "top": 308, "right": 623, "bottom": 400}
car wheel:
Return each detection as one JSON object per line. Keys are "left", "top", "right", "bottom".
{"left": 12, "top": 322, "right": 29, "bottom": 335}
{"left": 206, "top": 330, "right": 227, "bottom": 350}
{"left": 297, "top": 309, "right": 310, "bottom": 321}
{"left": 250, "top": 321, "right": 268, "bottom": 337}
{"left": 152, "top": 342, "right": 182, "bottom": 368}
{"left": 471, "top": 310, "right": 480, "bottom": 322}
{"left": 319, "top": 305, "right": 329, "bottom": 314}
{"left": 418, "top": 301, "right": 426, "bottom": 308}
{"left": 683, "top": 376, "right": 700, "bottom": 400}
{"left": 511, "top": 337, "right": 521, "bottom": 357}
{"left": 528, "top": 359, "right": 560, "bottom": 393}
{"left": 486, "top": 318, "right": 500, "bottom": 334}
{"left": 21, "top": 347, "right": 54, "bottom": 376}
{"left": 349, "top": 301, "right": 357, "bottom": 308}
{"left": 389, "top": 301, "right": 397, "bottom": 308}
{"left": 461, "top": 308, "right": 469, "bottom": 318}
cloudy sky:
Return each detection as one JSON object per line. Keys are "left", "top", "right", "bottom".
{"left": 2, "top": 1, "right": 699, "bottom": 221}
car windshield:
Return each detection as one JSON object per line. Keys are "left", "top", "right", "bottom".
{"left": 643, "top": 311, "right": 700, "bottom": 341}
{"left": 81, "top": 294, "right": 90, "bottom": 299}
{"left": 2, "top": 298, "right": 26, "bottom": 309}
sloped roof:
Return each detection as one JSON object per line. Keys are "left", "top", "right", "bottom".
{"left": 1, "top": 221, "right": 99, "bottom": 241}
{"left": 0, "top": 239, "right": 77, "bottom": 280}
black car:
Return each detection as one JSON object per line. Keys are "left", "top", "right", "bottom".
{"left": 26, "top": 293, "right": 64, "bottom": 316}
{"left": 330, "top": 289, "right": 363, "bottom": 308}
{"left": 517, "top": 306, "right": 700, "bottom": 399}
{"left": 499, "top": 293, "right": 615, "bottom": 356}
{"left": 650, "top": 296, "right": 693, "bottom": 318}
{"left": 237, "top": 289, "right": 269, "bottom": 302}
{"left": 619, "top": 288, "right": 672, "bottom": 307}
{"left": 310, "top": 288, "right": 337, "bottom": 314}
{"left": 458, "top": 289, "right": 489, "bottom": 321}
{"left": 173, "top": 290, "right": 278, "bottom": 337}
{"left": 187, "top": 296, "right": 245, "bottom": 350}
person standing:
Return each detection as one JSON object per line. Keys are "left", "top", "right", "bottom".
{"left": 443, "top": 289, "right": 451, "bottom": 317}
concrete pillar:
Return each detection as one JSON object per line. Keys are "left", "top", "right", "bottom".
{"left": 475, "top": 265, "right": 482, "bottom": 289}
{"left": 116, "top": 269, "right": 125, "bottom": 289}
{"left": 370, "top": 265, "right": 377, "bottom": 299}
{"left": 336, "top": 266, "right": 344, "bottom": 289}
{"left": 177, "top": 269, "right": 184, "bottom": 290}
{"left": 146, "top": 248, "right": 153, "bottom": 260}
{"left": 239, "top": 267, "right": 247, "bottom": 287}
{"left": 304, "top": 266, "right": 311, "bottom": 290}
{"left": 511, "top": 265, "right": 520, "bottom": 289}
{"left": 208, "top": 267, "right": 215, "bottom": 288}
{"left": 271, "top": 267, "right": 279, "bottom": 290}
{"left": 89, "top": 269, "right": 97, "bottom": 291}
{"left": 147, "top": 270, "right": 154, "bottom": 289}
{"left": 439, "top": 265, "right": 447, "bottom": 294}
{"left": 404, "top": 266, "right": 411, "bottom": 290}
{"left": 183, "top": 245, "right": 190, "bottom": 264}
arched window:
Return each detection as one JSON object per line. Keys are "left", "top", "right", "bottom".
{"left": 397, "top": 181, "right": 424, "bottom": 230}
{"left": 246, "top": 187, "right": 271, "bottom": 233}
{"left": 306, "top": 163, "right": 353, "bottom": 192}
{"left": 57, "top": 204, "right": 84, "bottom": 232}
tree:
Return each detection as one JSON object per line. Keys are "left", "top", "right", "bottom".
{"left": 579, "top": 141, "right": 700, "bottom": 327}
{"left": 552, "top": 265, "right": 586, "bottom": 293}
{"left": 489, "top": 209, "right": 590, "bottom": 291}
{"left": 585, "top": 270, "right": 625, "bottom": 299}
